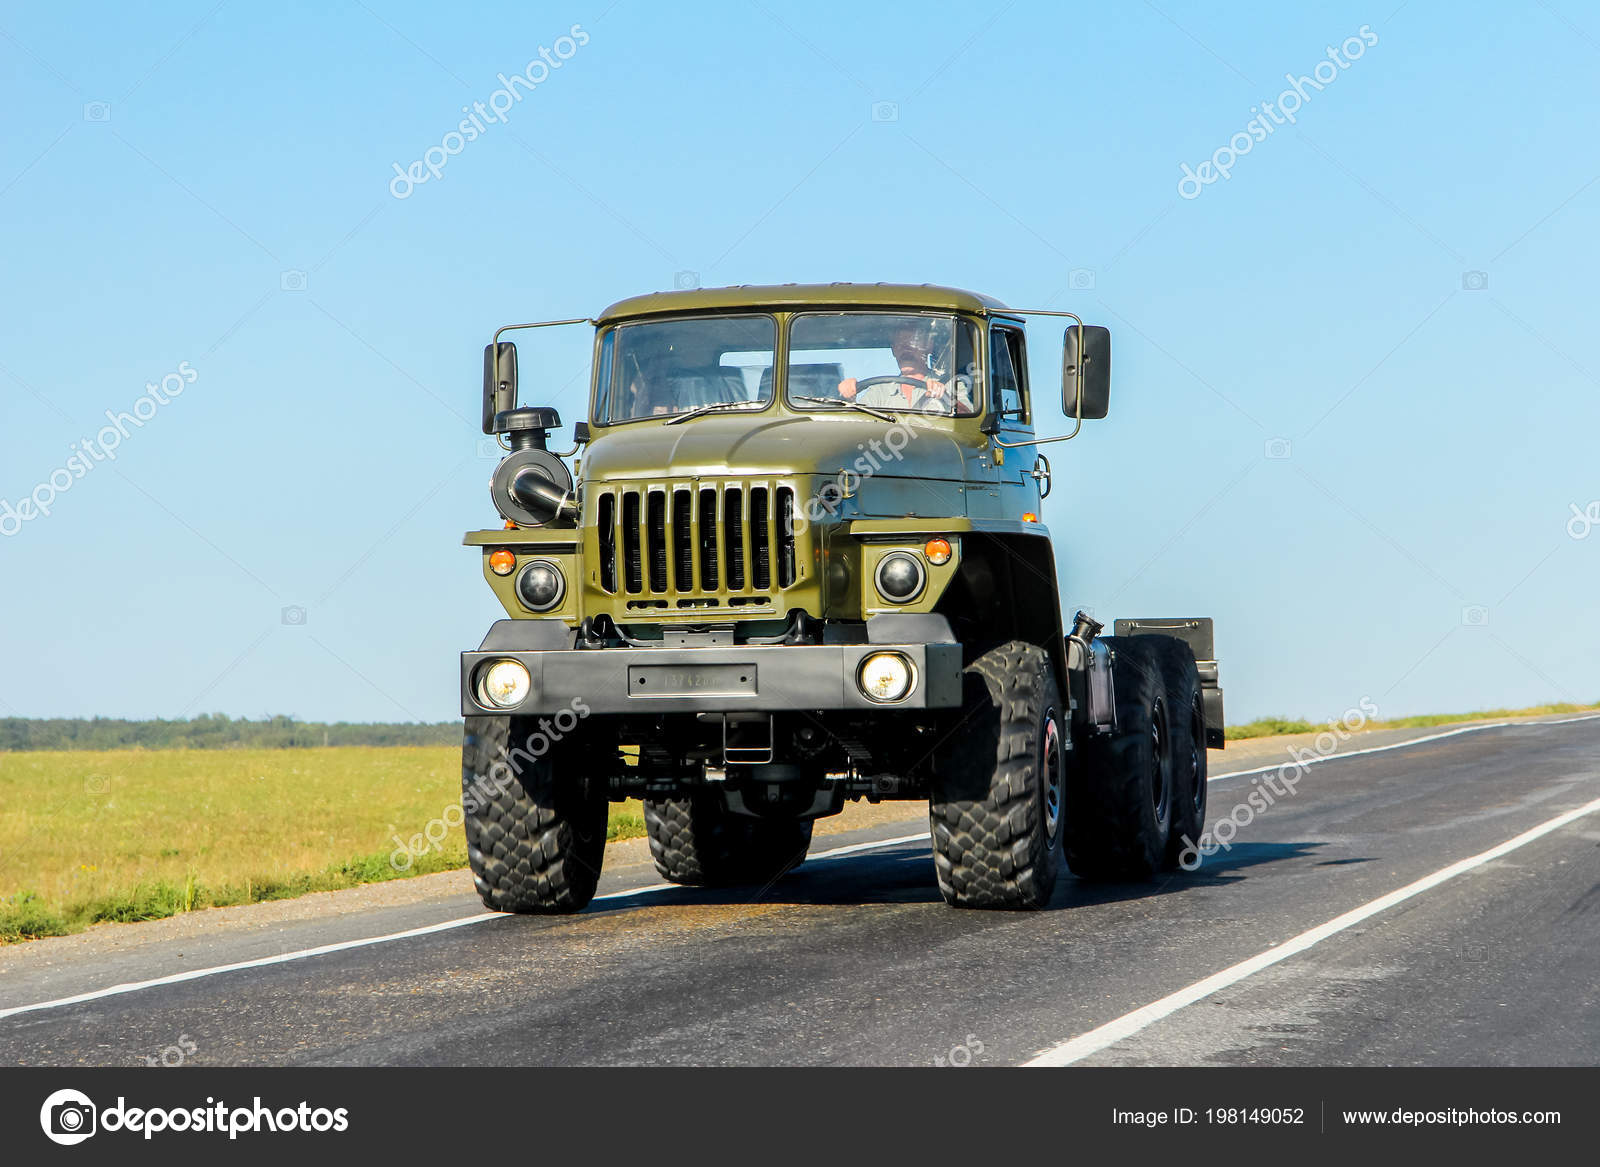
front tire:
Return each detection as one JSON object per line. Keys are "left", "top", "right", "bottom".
{"left": 462, "top": 715, "right": 608, "bottom": 913}
{"left": 1065, "top": 638, "right": 1175, "bottom": 881}
{"left": 930, "top": 641, "right": 1065, "bottom": 909}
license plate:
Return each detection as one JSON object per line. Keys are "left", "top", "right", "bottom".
{"left": 627, "top": 664, "right": 757, "bottom": 698}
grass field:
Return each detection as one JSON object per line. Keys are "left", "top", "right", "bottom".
{"left": 1223, "top": 701, "right": 1599, "bottom": 740}
{"left": 4, "top": 700, "right": 1596, "bottom": 942}
{"left": 0, "top": 746, "right": 644, "bottom": 942}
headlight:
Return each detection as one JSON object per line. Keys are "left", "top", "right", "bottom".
{"left": 478, "top": 659, "right": 531, "bottom": 708}
{"left": 515, "top": 560, "right": 565, "bottom": 612}
{"left": 874, "top": 551, "right": 925, "bottom": 602}
{"left": 858, "top": 651, "right": 915, "bottom": 703}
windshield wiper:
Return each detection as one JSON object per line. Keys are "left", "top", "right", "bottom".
{"left": 792, "top": 395, "right": 897, "bottom": 422}
{"left": 663, "top": 400, "right": 765, "bottom": 425}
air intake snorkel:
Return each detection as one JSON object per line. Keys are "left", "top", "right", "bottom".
{"left": 491, "top": 407, "right": 578, "bottom": 527}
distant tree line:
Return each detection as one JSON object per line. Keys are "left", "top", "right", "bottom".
{"left": 0, "top": 714, "right": 462, "bottom": 751}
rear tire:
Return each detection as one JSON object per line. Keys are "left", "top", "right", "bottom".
{"left": 643, "top": 797, "right": 813, "bottom": 887}
{"left": 1143, "top": 637, "right": 1208, "bottom": 869}
{"left": 930, "top": 641, "right": 1065, "bottom": 909}
{"left": 462, "top": 715, "right": 608, "bottom": 913}
{"left": 1065, "top": 638, "right": 1174, "bottom": 881}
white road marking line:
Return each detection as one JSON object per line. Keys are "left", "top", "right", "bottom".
{"left": 0, "top": 831, "right": 933, "bottom": 1022}
{"left": 1207, "top": 713, "right": 1600, "bottom": 783}
{"left": 1023, "top": 792, "right": 1600, "bottom": 1066}
{"left": 0, "top": 913, "right": 501, "bottom": 1023}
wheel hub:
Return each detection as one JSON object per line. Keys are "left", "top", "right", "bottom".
{"left": 1150, "top": 698, "right": 1171, "bottom": 822}
{"left": 1042, "top": 708, "right": 1063, "bottom": 841}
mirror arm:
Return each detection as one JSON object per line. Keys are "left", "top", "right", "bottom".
{"left": 991, "top": 411, "right": 1082, "bottom": 449}
{"left": 987, "top": 306, "right": 1085, "bottom": 449}
{"left": 493, "top": 317, "right": 596, "bottom": 341}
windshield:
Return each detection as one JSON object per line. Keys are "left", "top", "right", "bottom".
{"left": 787, "top": 312, "right": 978, "bottom": 416}
{"left": 597, "top": 315, "right": 775, "bottom": 423}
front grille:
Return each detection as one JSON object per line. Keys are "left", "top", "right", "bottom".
{"left": 595, "top": 481, "right": 800, "bottom": 604}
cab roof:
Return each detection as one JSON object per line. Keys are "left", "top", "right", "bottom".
{"left": 596, "top": 282, "right": 1011, "bottom": 325}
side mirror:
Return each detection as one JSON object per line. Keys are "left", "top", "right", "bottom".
{"left": 482, "top": 342, "right": 518, "bottom": 434}
{"left": 1062, "top": 325, "right": 1110, "bottom": 420}
{"left": 572, "top": 421, "right": 591, "bottom": 444}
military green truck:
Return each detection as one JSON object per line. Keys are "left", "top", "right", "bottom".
{"left": 459, "top": 284, "right": 1222, "bottom": 913}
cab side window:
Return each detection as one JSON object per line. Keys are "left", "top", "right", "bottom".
{"left": 989, "top": 326, "right": 1027, "bottom": 424}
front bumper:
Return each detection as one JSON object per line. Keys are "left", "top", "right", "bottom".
{"left": 460, "top": 642, "right": 964, "bottom": 716}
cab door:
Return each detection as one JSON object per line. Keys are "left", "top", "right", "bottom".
{"left": 975, "top": 320, "right": 1040, "bottom": 518}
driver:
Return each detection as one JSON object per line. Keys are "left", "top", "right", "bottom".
{"left": 624, "top": 371, "right": 674, "bottom": 418}
{"left": 837, "top": 321, "right": 973, "bottom": 414}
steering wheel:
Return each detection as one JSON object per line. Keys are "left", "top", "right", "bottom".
{"left": 853, "top": 374, "right": 930, "bottom": 390}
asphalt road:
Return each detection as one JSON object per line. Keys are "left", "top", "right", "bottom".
{"left": 3, "top": 716, "right": 1598, "bottom": 1067}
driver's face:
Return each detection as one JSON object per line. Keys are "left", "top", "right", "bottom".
{"left": 890, "top": 333, "right": 929, "bottom": 370}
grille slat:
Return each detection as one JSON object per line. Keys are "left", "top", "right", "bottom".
{"left": 598, "top": 493, "right": 616, "bottom": 593}
{"left": 621, "top": 492, "right": 641, "bottom": 593}
{"left": 724, "top": 487, "right": 746, "bottom": 591}
{"left": 777, "top": 487, "right": 796, "bottom": 588}
{"left": 699, "top": 488, "right": 719, "bottom": 590}
{"left": 750, "top": 486, "right": 771, "bottom": 591}
{"left": 673, "top": 489, "right": 694, "bottom": 592}
{"left": 647, "top": 491, "right": 668, "bottom": 593}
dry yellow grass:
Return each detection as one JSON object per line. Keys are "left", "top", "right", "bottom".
{"left": 0, "top": 746, "right": 644, "bottom": 941}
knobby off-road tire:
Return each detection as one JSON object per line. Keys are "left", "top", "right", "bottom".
{"left": 1065, "top": 637, "right": 1175, "bottom": 881}
{"left": 1142, "top": 636, "right": 1208, "bottom": 869}
{"left": 643, "top": 797, "right": 814, "bottom": 887}
{"left": 462, "top": 715, "right": 608, "bottom": 913}
{"left": 930, "top": 641, "right": 1066, "bottom": 909}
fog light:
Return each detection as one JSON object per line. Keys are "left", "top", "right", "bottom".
{"left": 874, "top": 552, "right": 925, "bottom": 602}
{"left": 858, "top": 652, "right": 915, "bottom": 703}
{"left": 478, "top": 659, "right": 531, "bottom": 708}
{"left": 516, "top": 560, "right": 565, "bottom": 612}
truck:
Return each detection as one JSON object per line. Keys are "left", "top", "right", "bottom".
{"left": 459, "top": 283, "right": 1223, "bottom": 912}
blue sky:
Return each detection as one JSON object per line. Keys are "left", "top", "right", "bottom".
{"left": 2, "top": 0, "right": 1597, "bottom": 725}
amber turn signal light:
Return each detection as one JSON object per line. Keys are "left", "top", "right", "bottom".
{"left": 1022, "top": 512, "right": 1038, "bottom": 523}
{"left": 924, "top": 537, "right": 952, "bottom": 565}
{"left": 489, "top": 549, "right": 517, "bottom": 576}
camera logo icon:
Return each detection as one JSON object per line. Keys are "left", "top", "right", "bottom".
{"left": 280, "top": 270, "right": 308, "bottom": 292}
{"left": 83, "top": 102, "right": 111, "bottom": 122}
{"left": 673, "top": 270, "right": 700, "bottom": 290}
{"left": 1264, "top": 437, "right": 1293, "bottom": 460}
{"left": 1068, "top": 268, "right": 1096, "bottom": 291}
{"left": 871, "top": 101, "right": 899, "bottom": 122}
{"left": 1461, "top": 605, "right": 1489, "bottom": 627}
{"left": 281, "top": 605, "right": 308, "bottom": 626}
{"left": 1461, "top": 270, "right": 1489, "bottom": 291}
{"left": 40, "top": 1088, "right": 97, "bottom": 1145}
